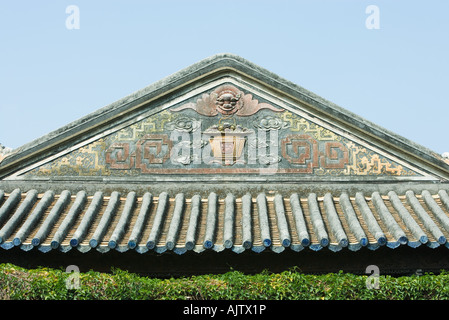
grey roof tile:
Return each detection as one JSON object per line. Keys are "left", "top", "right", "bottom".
{"left": 339, "top": 192, "right": 367, "bottom": 250}
{"left": 388, "top": 190, "right": 428, "bottom": 247}
{"left": 203, "top": 192, "right": 218, "bottom": 250}
{"left": 371, "top": 192, "right": 407, "bottom": 247}
{"left": 0, "top": 189, "right": 38, "bottom": 245}
{"left": 289, "top": 193, "right": 310, "bottom": 249}
{"left": 109, "top": 191, "right": 137, "bottom": 249}
{"left": 89, "top": 191, "right": 120, "bottom": 248}
{"left": 307, "top": 193, "right": 328, "bottom": 250}
{"left": 406, "top": 190, "right": 446, "bottom": 245}
{"left": 274, "top": 194, "right": 291, "bottom": 248}
{"left": 223, "top": 193, "right": 235, "bottom": 249}
{"left": 32, "top": 190, "right": 71, "bottom": 246}
{"left": 256, "top": 193, "right": 271, "bottom": 249}
{"left": 422, "top": 190, "right": 449, "bottom": 234}
{"left": 165, "top": 193, "right": 185, "bottom": 250}
{"left": 241, "top": 193, "right": 253, "bottom": 249}
{"left": 0, "top": 188, "right": 21, "bottom": 226}
{"left": 147, "top": 192, "right": 169, "bottom": 250}
{"left": 0, "top": 188, "right": 449, "bottom": 255}
{"left": 323, "top": 193, "right": 348, "bottom": 250}
{"left": 355, "top": 192, "right": 386, "bottom": 248}
{"left": 70, "top": 191, "right": 103, "bottom": 247}
{"left": 185, "top": 194, "right": 201, "bottom": 251}
{"left": 13, "top": 190, "right": 54, "bottom": 246}
{"left": 51, "top": 190, "right": 87, "bottom": 249}
{"left": 128, "top": 192, "right": 152, "bottom": 249}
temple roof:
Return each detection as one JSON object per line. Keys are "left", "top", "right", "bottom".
{"left": 1, "top": 54, "right": 449, "bottom": 261}
{"left": 1, "top": 53, "right": 448, "bottom": 182}
{"left": 1, "top": 186, "right": 449, "bottom": 255}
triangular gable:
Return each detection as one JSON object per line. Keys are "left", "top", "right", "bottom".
{"left": 1, "top": 54, "right": 448, "bottom": 182}
{"left": 3, "top": 54, "right": 449, "bottom": 274}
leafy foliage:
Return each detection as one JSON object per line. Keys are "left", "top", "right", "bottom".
{"left": 0, "top": 263, "right": 448, "bottom": 300}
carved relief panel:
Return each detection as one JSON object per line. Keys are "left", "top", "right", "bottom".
{"left": 23, "top": 84, "right": 420, "bottom": 179}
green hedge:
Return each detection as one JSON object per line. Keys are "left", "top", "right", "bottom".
{"left": 1, "top": 263, "right": 449, "bottom": 300}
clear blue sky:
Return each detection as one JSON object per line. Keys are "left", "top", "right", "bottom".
{"left": 1, "top": 0, "right": 448, "bottom": 154}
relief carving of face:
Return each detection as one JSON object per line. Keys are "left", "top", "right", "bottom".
{"left": 214, "top": 87, "right": 243, "bottom": 115}
{"left": 170, "top": 84, "right": 284, "bottom": 117}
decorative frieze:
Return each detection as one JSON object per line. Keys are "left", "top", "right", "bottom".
{"left": 22, "top": 84, "right": 419, "bottom": 178}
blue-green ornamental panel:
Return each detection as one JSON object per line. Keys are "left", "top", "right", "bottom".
{"left": 23, "top": 84, "right": 421, "bottom": 179}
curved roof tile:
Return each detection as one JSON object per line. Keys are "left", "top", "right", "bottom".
{"left": 1, "top": 189, "right": 447, "bottom": 255}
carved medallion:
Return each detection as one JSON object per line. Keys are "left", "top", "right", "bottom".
{"left": 171, "top": 85, "right": 284, "bottom": 116}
